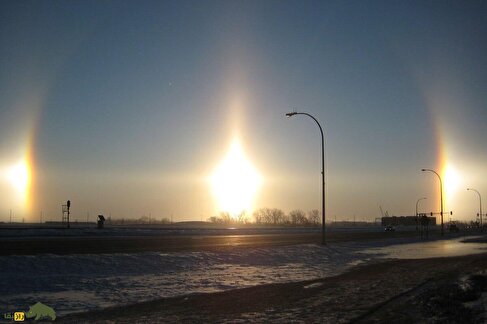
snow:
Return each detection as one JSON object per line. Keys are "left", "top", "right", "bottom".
{"left": 0, "top": 236, "right": 485, "bottom": 316}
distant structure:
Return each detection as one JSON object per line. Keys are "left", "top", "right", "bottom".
{"left": 381, "top": 216, "right": 436, "bottom": 227}
{"left": 61, "top": 200, "right": 71, "bottom": 228}
{"left": 379, "top": 205, "right": 390, "bottom": 218}
{"left": 419, "top": 214, "right": 430, "bottom": 238}
{"left": 97, "top": 215, "right": 105, "bottom": 229}
{"left": 331, "top": 221, "right": 374, "bottom": 227}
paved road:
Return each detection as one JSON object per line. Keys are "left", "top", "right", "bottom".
{"left": 0, "top": 230, "right": 423, "bottom": 255}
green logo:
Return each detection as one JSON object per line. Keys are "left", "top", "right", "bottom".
{"left": 25, "top": 303, "right": 56, "bottom": 321}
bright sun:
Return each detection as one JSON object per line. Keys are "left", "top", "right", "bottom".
{"left": 7, "top": 160, "right": 30, "bottom": 195}
{"left": 443, "top": 163, "right": 460, "bottom": 205}
{"left": 210, "top": 139, "right": 261, "bottom": 216}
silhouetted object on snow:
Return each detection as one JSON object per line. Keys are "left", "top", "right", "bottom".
{"left": 420, "top": 214, "right": 430, "bottom": 239}
{"left": 62, "top": 200, "right": 71, "bottom": 228}
{"left": 97, "top": 215, "right": 105, "bottom": 229}
{"left": 449, "top": 222, "right": 460, "bottom": 233}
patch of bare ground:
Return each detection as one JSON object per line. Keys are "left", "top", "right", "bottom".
{"left": 59, "top": 252, "right": 487, "bottom": 323}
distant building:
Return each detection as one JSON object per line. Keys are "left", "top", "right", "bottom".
{"left": 331, "top": 221, "right": 375, "bottom": 227}
{"left": 381, "top": 216, "right": 436, "bottom": 226}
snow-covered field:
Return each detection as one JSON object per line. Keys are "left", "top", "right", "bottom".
{"left": 1, "top": 236, "right": 486, "bottom": 316}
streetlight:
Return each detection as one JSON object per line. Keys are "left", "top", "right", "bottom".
{"left": 467, "top": 188, "right": 482, "bottom": 230}
{"left": 286, "top": 111, "right": 326, "bottom": 244}
{"left": 415, "top": 197, "right": 427, "bottom": 232}
{"left": 421, "top": 168, "right": 444, "bottom": 236}
{"left": 416, "top": 197, "right": 427, "bottom": 217}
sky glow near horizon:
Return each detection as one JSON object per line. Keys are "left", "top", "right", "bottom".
{"left": 0, "top": 1, "right": 486, "bottom": 223}
{"left": 210, "top": 138, "right": 261, "bottom": 215}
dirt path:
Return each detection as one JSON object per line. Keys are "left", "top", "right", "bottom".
{"left": 59, "top": 252, "right": 487, "bottom": 323}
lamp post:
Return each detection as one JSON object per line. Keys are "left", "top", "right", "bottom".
{"left": 421, "top": 168, "right": 444, "bottom": 236}
{"left": 416, "top": 197, "right": 427, "bottom": 217}
{"left": 467, "top": 188, "right": 482, "bottom": 230}
{"left": 286, "top": 111, "right": 326, "bottom": 244}
{"left": 415, "top": 197, "right": 427, "bottom": 232}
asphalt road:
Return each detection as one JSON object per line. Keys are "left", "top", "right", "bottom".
{"left": 0, "top": 230, "right": 423, "bottom": 255}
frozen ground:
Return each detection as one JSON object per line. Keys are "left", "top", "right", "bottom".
{"left": 1, "top": 236, "right": 486, "bottom": 316}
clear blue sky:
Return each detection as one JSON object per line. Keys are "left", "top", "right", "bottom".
{"left": 1, "top": 0, "right": 486, "bottom": 222}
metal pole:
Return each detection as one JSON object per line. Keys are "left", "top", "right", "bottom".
{"left": 67, "top": 200, "right": 71, "bottom": 229}
{"left": 467, "top": 188, "right": 482, "bottom": 230}
{"left": 286, "top": 111, "right": 326, "bottom": 244}
{"left": 416, "top": 197, "right": 426, "bottom": 231}
{"left": 422, "top": 169, "right": 443, "bottom": 236}
{"left": 415, "top": 197, "right": 427, "bottom": 217}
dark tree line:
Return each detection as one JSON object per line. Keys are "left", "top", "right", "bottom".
{"left": 208, "top": 208, "right": 321, "bottom": 226}
{"left": 110, "top": 216, "right": 171, "bottom": 225}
